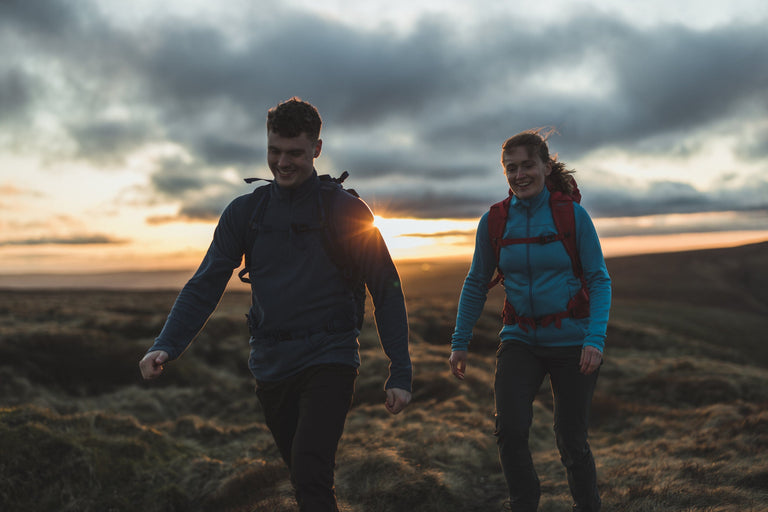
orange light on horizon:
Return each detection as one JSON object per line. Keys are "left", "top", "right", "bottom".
{"left": 1, "top": 214, "right": 766, "bottom": 276}
{"left": 599, "top": 230, "right": 768, "bottom": 258}
{"left": 373, "top": 215, "right": 477, "bottom": 260}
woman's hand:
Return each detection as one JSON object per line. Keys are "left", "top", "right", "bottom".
{"left": 449, "top": 350, "right": 468, "bottom": 380}
{"left": 579, "top": 346, "right": 602, "bottom": 375}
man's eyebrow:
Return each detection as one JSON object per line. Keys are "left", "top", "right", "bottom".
{"left": 268, "top": 145, "right": 305, "bottom": 151}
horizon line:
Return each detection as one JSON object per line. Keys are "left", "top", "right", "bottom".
{"left": 0, "top": 239, "right": 765, "bottom": 291}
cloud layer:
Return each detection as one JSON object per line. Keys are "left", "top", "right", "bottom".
{"left": 1, "top": 0, "right": 767, "bottom": 226}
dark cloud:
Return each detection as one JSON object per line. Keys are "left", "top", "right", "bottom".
{"left": 2, "top": 2, "right": 767, "bottom": 222}
{"left": 366, "top": 191, "right": 491, "bottom": 219}
{"left": 419, "top": 17, "right": 768, "bottom": 158}
{"left": 195, "top": 137, "right": 264, "bottom": 167}
{"left": 149, "top": 158, "right": 211, "bottom": 197}
{"left": 176, "top": 204, "right": 227, "bottom": 222}
{"left": 149, "top": 157, "right": 245, "bottom": 197}
{"left": 331, "top": 150, "right": 493, "bottom": 179}
{"left": 584, "top": 178, "right": 768, "bottom": 218}
{"left": 0, "top": 234, "right": 129, "bottom": 246}
{"left": 359, "top": 176, "right": 768, "bottom": 221}
{"left": 145, "top": 191, "right": 240, "bottom": 224}
{"left": 619, "top": 25, "right": 765, "bottom": 137}
{"left": 0, "top": 70, "right": 35, "bottom": 125}
{"left": 128, "top": 14, "right": 466, "bottom": 170}
{"left": 134, "top": 14, "right": 462, "bottom": 125}
{"left": 0, "top": 0, "right": 80, "bottom": 35}
{"left": 69, "top": 120, "right": 153, "bottom": 164}
{"left": 147, "top": 156, "right": 246, "bottom": 221}
{"left": 151, "top": 174, "right": 210, "bottom": 198}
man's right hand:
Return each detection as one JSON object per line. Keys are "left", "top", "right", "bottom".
{"left": 139, "top": 350, "right": 169, "bottom": 380}
{"left": 385, "top": 387, "right": 412, "bottom": 414}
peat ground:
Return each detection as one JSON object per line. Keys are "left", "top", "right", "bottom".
{"left": 1, "top": 243, "right": 767, "bottom": 511}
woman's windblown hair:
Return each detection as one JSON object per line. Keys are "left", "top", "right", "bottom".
{"left": 502, "top": 128, "right": 576, "bottom": 195}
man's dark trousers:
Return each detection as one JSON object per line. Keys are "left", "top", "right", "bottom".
{"left": 494, "top": 340, "right": 601, "bottom": 512}
{"left": 256, "top": 363, "right": 357, "bottom": 512}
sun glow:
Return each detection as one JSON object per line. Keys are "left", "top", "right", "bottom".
{"left": 2, "top": 210, "right": 766, "bottom": 278}
{"left": 373, "top": 215, "right": 478, "bottom": 260}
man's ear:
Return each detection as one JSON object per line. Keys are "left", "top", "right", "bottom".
{"left": 314, "top": 139, "right": 323, "bottom": 158}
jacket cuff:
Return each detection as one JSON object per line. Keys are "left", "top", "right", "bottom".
{"left": 384, "top": 367, "right": 413, "bottom": 392}
{"left": 583, "top": 339, "right": 604, "bottom": 353}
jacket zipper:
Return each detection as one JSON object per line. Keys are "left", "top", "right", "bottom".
{"left": 525, "top": 208, "right": 538, "bottom": 343}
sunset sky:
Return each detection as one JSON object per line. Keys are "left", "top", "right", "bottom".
{"left": 1, "top": 0, "right": 767, "bottom": 275}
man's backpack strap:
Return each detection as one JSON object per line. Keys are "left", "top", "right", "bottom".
{"left": 317, "top": 180, "right": 354, "bottom": 281}
{"left": 238, "top": 173, "right": 367, "bottom": 330}
{"left": 317, "top": 179, "right": 367, "bottom": 330}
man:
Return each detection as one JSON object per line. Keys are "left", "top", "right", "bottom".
{"left": 139, "top": 97, "right": 412, "bottom": 511}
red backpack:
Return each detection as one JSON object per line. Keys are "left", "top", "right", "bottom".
{"left": 487, "top": 178, "right": 589, "bottom": 332}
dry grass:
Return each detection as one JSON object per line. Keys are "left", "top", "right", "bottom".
{"left": 1, "top": 243, "right": 768, "bottom": 511}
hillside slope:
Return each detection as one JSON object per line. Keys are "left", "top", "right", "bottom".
{"left": 608, "top": 241, "right": 768, "bottom": 313}
{"left": 1, "top": 242, "right": 766, "bottom": 511}
{"left": 606, "top": 241, "right": 768, "bottom": 367}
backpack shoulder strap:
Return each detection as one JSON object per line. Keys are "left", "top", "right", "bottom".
{"left": 238, "top": 174, "right": 359, "bottom": 285}
{"left": 488, "top": 196, "right": 510, "bottom": 252}
{"left": 486, "top": 193, "right": 512, "bottom": 288}
{"left": 238, "top": 184, "right": 271, "bottom": 284}
{"left": 549, "top": 189, "right": 582, "bottom": 278}
{"left": 317, "top": 177, "right": 367, "bottom": 330}
{"left": 493, "top": 180, "right": 590, "bottom": 331}
{"left": 317, "top": 179, "right": 362, "bottom": 281}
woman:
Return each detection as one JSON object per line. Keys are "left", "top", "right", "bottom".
{"left": 449, "top": 129, "right": 611, "bottom": 512}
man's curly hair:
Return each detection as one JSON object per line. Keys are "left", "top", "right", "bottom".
{"left": 266, "top": 97, "right": 322, "bottom": 141}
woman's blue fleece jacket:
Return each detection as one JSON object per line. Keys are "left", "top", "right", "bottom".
{"left": 148, "top": 172, "right": 412, "bottom": 391}
{"left": 451, "top": 187, "right": 611, "bottom": 352}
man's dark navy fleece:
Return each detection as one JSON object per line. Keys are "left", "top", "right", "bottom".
{"left": 148, "top": 171, "right": 412, "bottom": 391}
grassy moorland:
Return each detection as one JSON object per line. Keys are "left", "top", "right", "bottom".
{"left": 1, "top": 242, "right": 767, "bottom": 511}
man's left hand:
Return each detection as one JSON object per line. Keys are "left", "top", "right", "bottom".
{"left": 385, "top": 387, "right": 412, "bottom": 414}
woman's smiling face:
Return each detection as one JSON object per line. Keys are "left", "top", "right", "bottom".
{"left": 502, "top": 146, "right": 551, "bottom": 200}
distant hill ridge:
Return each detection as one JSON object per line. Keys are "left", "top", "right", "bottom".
{"left": 608, "top": 241, "right": 768, "bottom": 314}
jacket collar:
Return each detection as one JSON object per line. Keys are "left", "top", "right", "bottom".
{"left": 271, "top": 169, "right": 320, "bottom": 201}
{"left": 510, "top": 186, "right": 549, "bottom": 213}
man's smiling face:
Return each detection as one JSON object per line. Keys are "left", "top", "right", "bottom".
{"left": 267, "top": 131, "right": 322, "bottom": 189}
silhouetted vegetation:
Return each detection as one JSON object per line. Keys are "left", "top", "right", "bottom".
{"left": 1, "top": 243, "right": 767, "bottom": 511}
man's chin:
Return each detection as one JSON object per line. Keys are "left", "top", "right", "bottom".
{"left": 271, "top": 169, "right": 313, "bottom": 189}
{"left": 274, "top": 173, "right": 297, "bottom": 188}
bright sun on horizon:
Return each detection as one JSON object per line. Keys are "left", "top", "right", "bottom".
{"left": 372, "top": 215, "right": 478, "bottom": 260}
